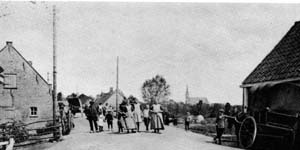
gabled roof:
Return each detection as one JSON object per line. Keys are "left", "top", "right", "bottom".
{"left": 95, "top": 92, "right": 112, "bottom": 104}
{"left": 243, "top": 22, "right": 300, "bottom": 86}
{"left": 95, "top": 89, "right": 125, "bottom": 105}
{"left": 0, "top": 42, "right": 50, "bottom": 85}
{"left": 78, "top": 94, "right": 93, "bottom": 105}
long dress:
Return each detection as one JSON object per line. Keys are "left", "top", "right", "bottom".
{"left": 133, "top": 103, "right": 142, "bottom": 123}
{"left": 124, "top": 105, "right": 137, "bottom": 130}
{"left": 150, "top": 104, "right": 164, "bottom": 130}
{"left": 98, "top": 114, "right": 105, "bottom": 127}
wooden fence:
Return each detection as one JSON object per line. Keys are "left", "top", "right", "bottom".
{"left": 0, "top": 119, "right": 61, "bottom": 148}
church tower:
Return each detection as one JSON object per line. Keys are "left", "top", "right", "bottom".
{"left": 185, "top": 85, "right": 189, "bottom": 104}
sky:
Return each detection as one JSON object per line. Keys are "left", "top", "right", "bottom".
{"left": 1, "top": 2, "right": 300, "bottom": 104}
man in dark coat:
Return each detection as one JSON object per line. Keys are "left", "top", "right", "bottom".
{"left": 84, "top": 101, "right": 98, "bottom": 133}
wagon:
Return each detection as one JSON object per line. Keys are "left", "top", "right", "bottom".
{"left": 237, "top": 109, "right": 300, "bottom": 150}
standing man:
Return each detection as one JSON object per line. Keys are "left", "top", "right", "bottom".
{"left": 89, "top": 101, "right": 99, "bottom": 133}
{"left": 84, "top": 101, "right": 99, "bottom": 133}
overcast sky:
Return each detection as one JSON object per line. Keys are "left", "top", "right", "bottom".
{"left": 1, "top": 2, "right": 300, "bottom": 104}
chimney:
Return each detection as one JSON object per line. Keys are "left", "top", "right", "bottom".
{"left": 28, "top": 61, "right": 33, "bottom": 66}
{"left": 6, "top": 41, "right": 12, "bottom": 46}
{"left": 109, "top": 87, "right": 113, "bottom": 93}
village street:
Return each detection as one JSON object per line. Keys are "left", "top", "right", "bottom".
{"left": 42, "top": 115, "right": 241, "bottom": 150}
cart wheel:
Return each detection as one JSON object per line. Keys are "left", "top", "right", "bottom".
{"left": 239, "top": 116, "right": 257, "bottom": 149}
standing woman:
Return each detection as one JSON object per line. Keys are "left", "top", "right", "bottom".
{"left": 118, "top": 101, "right": 127, "bottom": 133}
{"left": 150, "top": 100, "right": 164, "bottom": 133}
{"left": 133, "top": 100, "right": 142, "bottom": 132}
{"left": 124, "top": 99, "right": 137, "bottom": 133}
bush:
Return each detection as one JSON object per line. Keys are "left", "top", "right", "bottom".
{"left": 200, "top": 120, "right": 207, "bottom": 125}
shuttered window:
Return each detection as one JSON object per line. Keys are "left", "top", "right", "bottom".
{"left": 4, "top": 74, "right": 17, "bottom": 89}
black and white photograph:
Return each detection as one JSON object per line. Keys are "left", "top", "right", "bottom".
{"left": 0, "top": 0, "right": 300, "bottom": 150}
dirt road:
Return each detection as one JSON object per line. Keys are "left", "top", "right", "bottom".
{"left": 45, "top": 116, "right": 241, "bottom": 150}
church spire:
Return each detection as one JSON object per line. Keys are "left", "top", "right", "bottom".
{"left": 185, "top": 85, "right": 189, "bottom": 104}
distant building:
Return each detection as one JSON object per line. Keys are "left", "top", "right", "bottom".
{"left": 95, "top": 87, "right": 126, "bottom": 110}
{"left": 185, "top": 85, "right": 208, "bottom": 105}
{"left": 0, "top": 41, "right": 52, "bottom": 124}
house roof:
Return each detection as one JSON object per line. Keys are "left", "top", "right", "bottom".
{"left": 78, "top": 94, "right": 92, "bottom": 105}
{"left": 0, "top": 42, "right": 50, "bottom": 85}
{"left": 95, "top": 89, "right": 126, "bottom": 105}
{"left": 243, "top": 22, "right": 300, "bottom": 86}
{"left": 95, "top": 92, "right": 112, "bottom": 104}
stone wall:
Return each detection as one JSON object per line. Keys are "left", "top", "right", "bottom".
{"left": 0, "top": 42, "right": 53, "bottom": 125}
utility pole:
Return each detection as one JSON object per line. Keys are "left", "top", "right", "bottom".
{"left": 116, "top": 56, "right": 119, "bottom": 114}
{"left": 47, "top": 72, "right": 50, "bottom": 83}
{"left": 52, "top": 5, "right": 57, "bottom": 139}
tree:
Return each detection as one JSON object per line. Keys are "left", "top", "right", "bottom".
{"left": 141, "top": 75, "right": 170, "bottom": 104}
{"left": 209, "top": 103, "right": 224, "bottom": 118}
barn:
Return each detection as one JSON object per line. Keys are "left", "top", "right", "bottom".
{"left": 241, "top": 21, "right": 300, "bottom": 115}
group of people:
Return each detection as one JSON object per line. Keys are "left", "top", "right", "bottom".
{"left": 83, "top": 101, "right": 114, "bottom": 133}
{"left": 117, "top": 98, "right": 165, "bottom": 134}
{"left": 83, "top": 98, "right": 165, "bottom": 134}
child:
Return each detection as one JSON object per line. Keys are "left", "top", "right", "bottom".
{"left": 105, "top": 110, "right": 114, "bottom": 131}
{"left": 117, "top": 112, "right": 124, "bottom": 133}
{"left": 214, "top": 108, "right": 227, "bottom": 145}
{"left": 143, "top": 105, "right": 150, "bottom": 131}
{"left": 98, "top": 112, "right": 105, "bottom": 132}
{"left": 185, "top": 112, "right": 192, "bottom": 131}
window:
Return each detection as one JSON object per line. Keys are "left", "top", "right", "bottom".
{"left": 4, "top": 74, "right": 17, "bottom": 89}
{"left": 30, "top": 107, "right": 38, "bottom": 117}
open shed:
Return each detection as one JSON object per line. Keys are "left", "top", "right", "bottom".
{"left": 242, "top": 21, "right": 300, "bottom": 115}
{"left": 238, "top": 21, "right": 300, "bottom": 150}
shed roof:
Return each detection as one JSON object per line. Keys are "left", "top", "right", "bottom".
{"left": 243, "top": 22, "right": 300, "bottom": 86}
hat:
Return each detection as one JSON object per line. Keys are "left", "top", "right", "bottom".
{"left": 219, "top": 109, "right": 224, "bottom": 112}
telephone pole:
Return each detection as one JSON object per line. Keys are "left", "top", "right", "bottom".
{"left": 52, "top": 5, "right": 57, "bottom": 138}
{"left": 116, "top": 56, "right": 119, "bottom": 114}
